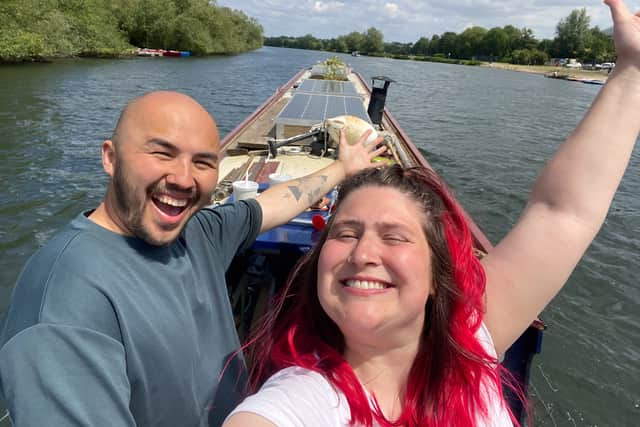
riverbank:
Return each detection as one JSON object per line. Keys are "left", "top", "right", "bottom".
{"left": 480, "top": 62, "right": 609, "bottom": 82}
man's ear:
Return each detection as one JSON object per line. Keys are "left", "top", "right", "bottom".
{"left": 102, "top": 140, "right": 116, "bottom": 177}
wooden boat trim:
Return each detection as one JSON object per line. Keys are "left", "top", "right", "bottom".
{"left": 221, "top": 69, "right": 307, "bottom": 149}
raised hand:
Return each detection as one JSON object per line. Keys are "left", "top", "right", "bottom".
{"left": 605, "top": 0, "right": 640, "bottom": 69}
{"left": 337, "top": 129, "right": 387, "bottom": 177}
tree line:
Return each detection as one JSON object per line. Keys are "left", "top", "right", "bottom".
{"left": 265, "top": 9, "right": 615, "bottom": 66}
{"left": 0, "top": 0, "right": 263, "bottom": 62}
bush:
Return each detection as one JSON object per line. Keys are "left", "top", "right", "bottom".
{"left": 0, "top": 0, "right": 263, "bottom": 62}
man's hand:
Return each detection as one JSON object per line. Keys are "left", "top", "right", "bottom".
{"left": 336, "top": 129, "right": 387, "bottom": 178}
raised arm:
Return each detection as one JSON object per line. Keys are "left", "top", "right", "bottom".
{"left": 256, "top": 130, "right": 385, "bottom": 232}
{"left": 483, "top": 0, "right": 640, "bottom": 354}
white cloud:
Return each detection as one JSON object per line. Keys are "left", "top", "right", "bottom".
{"left": 313, "top": 1, "right": 345, "bottom": 13}
{"left": 218, "top": 0, "right": 634, "bottom": 42}
{"left": 384, "top": 2, "right": 400, "bottom": 17}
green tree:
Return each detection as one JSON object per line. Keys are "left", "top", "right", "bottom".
{"left": 334, "top": 36, "right": 348, "bottom": 53}
{"left": 439, "top": 32, "right": 458, "bottom": 58}
{"left": 582, "top": 26, "right": 615, "bottom": 63}
{"left": 344, "top": 31, "right": 364, "bottom": 52}
{"left": 458, "top": 26, "right": 487, "bottom": 59}
{"left": 519, "top": 28, "right": 538, "bottom": 50}
{"left": 412, "top": 37, "right": 430, "bottom": 55}
{"left": 0, "top": 0, "right": 263, "bottom": 61}
{"left": 530, "top": 49, "right": 549, "bottom": 65}
{"left": 482, "top": 27, "right": 509, "bottom": 59}
{"left": 501, "top": 25, "right": 522, "bottom": 54}
{"left": 537, "top": 38, "right": 554, "bottom": 56}
{"left": 299, "top": 34, "right": 322, "bottom": 50}
{"left": 555, "top": 8, "right": 591, "bottom": 58}
{"left": 363, "top": 27, "right": 384, "bottom": 53}
{"left": 0, "top": 0, "right": 130, "bottom": 60}
{"left": 384, "top": 41, "right": 411, "bottom": 55}
{"left": 429, "top": 34, "right": 441, "bottom": 55}
{"left": 511, "top": 48, "right": 548, "bottom": 65}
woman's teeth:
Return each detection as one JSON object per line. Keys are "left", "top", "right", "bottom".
{"left": 344, "top": 280, "right": 387, "bottom": 290}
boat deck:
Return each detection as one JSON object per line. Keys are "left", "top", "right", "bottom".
{"left": 215, "top": 69, "right": 382, "bottom": 202}
{"left": 219, "top": 64, "right": 545, "bottom": 424}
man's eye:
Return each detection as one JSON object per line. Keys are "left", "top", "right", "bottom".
{"left": 195, "top": 160, "right": 215, "bottom": 169}
{"left": 152, "top": 151, "right": 171, "bottom": 158}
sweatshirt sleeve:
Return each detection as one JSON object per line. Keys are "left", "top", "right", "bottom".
{"left": 192, "top": 199, "right": 263, "bottom": 268}
{"left": 0, "top": 323, "right": 135, "bottom": 427}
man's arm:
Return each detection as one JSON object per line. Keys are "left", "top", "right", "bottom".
{"left": 256, "top": 129, "right": 385, "bottom": 232}
{"left": 483, "top": 0, "right": 640, "bottom": 354}
{"left": 0, "top": 324, "right": 135, "bottom": 426}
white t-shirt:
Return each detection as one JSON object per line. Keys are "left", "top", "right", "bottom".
{"left": 226, "top": 323, "right": 512, "bottom": 426}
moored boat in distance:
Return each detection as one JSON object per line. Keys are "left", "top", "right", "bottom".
{"left": 136, "top": 48, "right": 190, "bottom": 57}
{"left": 217, "top": 58, "right": 544, "bottom": 423}
{"left": 544, "top": 71, "right": 606, "bottom": 85}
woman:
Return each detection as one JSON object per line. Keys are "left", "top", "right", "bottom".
{"left": 224, "top": 1, "right": 640, "bottom": 425}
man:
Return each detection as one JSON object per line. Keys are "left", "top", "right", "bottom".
{"left": 0, "top": 91, "right": 385, "bottom": 426}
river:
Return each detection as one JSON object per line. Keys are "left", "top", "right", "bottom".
{"left": 1, "top": 46, "right": 638, "bottom": 426}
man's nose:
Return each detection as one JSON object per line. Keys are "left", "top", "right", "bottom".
{"left": 166, "top": 159, "right": 195, "bottom": 189}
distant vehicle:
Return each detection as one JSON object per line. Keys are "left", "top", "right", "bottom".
{"left": 601, "top": 62, "right": 616, "bottom": 70}
{"left": 565, "top": 62, "right": 582, "bottom": 69}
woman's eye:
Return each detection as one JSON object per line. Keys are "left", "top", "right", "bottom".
{"left": 333, "top": 231, "right": 357, "bottom": 239}
{"left": 383, "top": 235, "right": 408, "bottom": 243}
{"left": 329, "top": 229, "right": 358, "bottom": 240}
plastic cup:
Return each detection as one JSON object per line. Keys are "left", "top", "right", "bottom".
{"left": 232, "top": 180, "right": 259, "bottom": 200}
{"left": 268, "top": 173, "right": 292, "bottom": 186}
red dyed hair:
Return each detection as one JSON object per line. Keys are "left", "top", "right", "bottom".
{"left": 243, "top": 165, "right": 521, "bottom": 426}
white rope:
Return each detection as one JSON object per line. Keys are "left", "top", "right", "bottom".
{"left": 0, "top": 410, "right": 9, "bottom": 422}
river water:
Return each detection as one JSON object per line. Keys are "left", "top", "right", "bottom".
{"left": 1, "top": 47, "right": 638, "bottom": 425}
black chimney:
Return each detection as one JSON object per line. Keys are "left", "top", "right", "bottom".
{"left": 367, "top": 76, "right": 395, "bottom": 125}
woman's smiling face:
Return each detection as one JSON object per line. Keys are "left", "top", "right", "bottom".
{"left": 317, "top": 185, "right": 434, "bottom": 347}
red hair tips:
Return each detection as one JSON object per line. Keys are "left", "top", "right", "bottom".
{"left": 242, "top": 165, "right": 523, "bottom": 426}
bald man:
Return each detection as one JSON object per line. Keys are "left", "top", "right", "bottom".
{"left": 0, "top": 91, "right": 385, "bottom": 426}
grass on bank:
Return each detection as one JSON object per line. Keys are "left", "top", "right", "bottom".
{"left": 364, "top": 52, "right": 609, "bottom": 81}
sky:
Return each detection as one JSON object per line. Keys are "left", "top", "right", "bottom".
{"left": 217, "top": 0, "right": 637, "bottom": 43}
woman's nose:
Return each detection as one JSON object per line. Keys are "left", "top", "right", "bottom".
{"left": 347, "top": 235, "right": 381, "bottom": 266}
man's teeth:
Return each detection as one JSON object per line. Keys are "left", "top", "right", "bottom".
{"left": 156, "top": 195, "right": 188, "bottom": 207}
{"left": 345, "top": 280, "right": 387, "bottom": 290}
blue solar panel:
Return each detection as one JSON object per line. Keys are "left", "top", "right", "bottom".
{"left": 277, "top": 93, "right": 370, "bottom": 123}
{"left": 297, "top": 79, "right": 359, "bottom": 96}
{"left": 275, "top": 79, "right": 372, "bottom": 138}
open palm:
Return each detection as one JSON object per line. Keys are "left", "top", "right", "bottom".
{"left": 606, "top": 0, "right": 640, "bottom": 66}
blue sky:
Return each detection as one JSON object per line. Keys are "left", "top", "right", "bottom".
{"left": 218, "top": 0, "right": 634, "bottom": 43}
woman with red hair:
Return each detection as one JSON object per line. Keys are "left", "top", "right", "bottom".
{"left": 224, "top": 1, "right": 640, "bottom": 425}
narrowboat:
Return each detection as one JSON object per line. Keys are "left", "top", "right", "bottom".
{"left": 215, "top": 59, "right": 544, "bottom": 423}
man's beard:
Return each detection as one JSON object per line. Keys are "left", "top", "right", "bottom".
{"left": 112, "top": 161, "right": 204, "bottom": 246}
